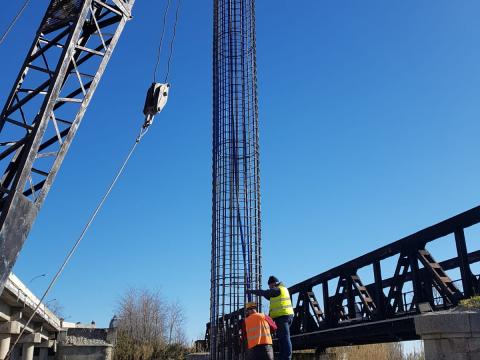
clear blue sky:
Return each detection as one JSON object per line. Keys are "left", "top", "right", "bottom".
{"left": 1, "top": 0, "right": 480, "bottom": 343}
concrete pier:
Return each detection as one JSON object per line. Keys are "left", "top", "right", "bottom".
{"left": 0, "top": 334, "right": 10, "bottom": 360}
{"left": 38, "top": 348, "right": 48, "bottom": 360}
{"left": 21, "top": 343, "right": 34, "bottom": 360}
{"left": 415, "top": 309, "right": 480, "bottom": 359}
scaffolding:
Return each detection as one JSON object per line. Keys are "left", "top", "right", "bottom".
{"left": 210, "top": 0, "right": 261, "bottom": 358}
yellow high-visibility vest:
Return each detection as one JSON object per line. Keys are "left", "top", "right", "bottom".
{"left": 269, "top": 285, "right": 294, "bottom": 318}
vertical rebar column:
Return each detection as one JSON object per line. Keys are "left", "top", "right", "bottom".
{"left": 210, "top": 0, "right": 261, "bottom": 359}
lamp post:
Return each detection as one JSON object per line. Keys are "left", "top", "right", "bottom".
{"left": 28, "top": 273, "right": 46, "bottom": 284}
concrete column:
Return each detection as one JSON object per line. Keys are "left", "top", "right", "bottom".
{"left": 21, "top": 343, "right": 34, "bottom": 360}
{"left": 415, "top": 310, "right": 480, "bottom": 359}
{"left": 0, "top": 334, "right": 10, "bottom": 360}
{"left": 38, "top": 347, "right": 48, "bottom": 360}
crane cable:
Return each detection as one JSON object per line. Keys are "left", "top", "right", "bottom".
{"left": 0, "top": 0, "right": 31, "bottom": 46}
{"left": 153, "top": 0, "right": 171, "bottom": 83}
{"left": 4, "top": 1, "right": 182, "bottom": 358}
{"left": 164, "top": 0, "right": 181, "bottom": 83}
{"left": 153, "top": 0, "right": 181, "bottom": 83}
{"left": 5, "top": 126, "right": 150, "bottom": 360}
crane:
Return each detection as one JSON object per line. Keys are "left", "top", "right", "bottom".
{"left": 0, "top": 0, "right": 135, "bottom": 293}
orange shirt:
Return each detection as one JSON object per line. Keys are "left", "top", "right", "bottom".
{"left": 244, "top": 313, "right": 273, "bottom": 349}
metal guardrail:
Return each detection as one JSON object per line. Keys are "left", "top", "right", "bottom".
{"left": 4, "top": 273, "right": 61, "bottom": 330}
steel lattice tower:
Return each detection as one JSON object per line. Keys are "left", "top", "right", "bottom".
{"left": 0, "top": 0, "right": 134, "bottom": 293}
{"left": 210, "top": 0, "right": 261, "bottom": 358}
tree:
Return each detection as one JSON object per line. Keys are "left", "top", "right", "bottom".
{"left": 329, "top": 343, "right": 404, "bottom": 360}
{"left": 47, "top": 299, "right": 65, "bottom": 319}
{"left": 165, "top": 300, "right": 186, "bottom": 344}
{"left": 113, "top": 287, "right": 190, "bottom": 360}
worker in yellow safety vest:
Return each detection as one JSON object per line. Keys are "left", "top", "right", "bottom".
{"left": 241, "top": 302, "right": 277, "bottom": 360}
{"left": 247, "top": 276, "right": 294, "bottom": 360}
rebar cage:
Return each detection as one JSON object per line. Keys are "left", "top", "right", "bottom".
{"left": 210, "top": 0, "right": 261, "bottom": 358}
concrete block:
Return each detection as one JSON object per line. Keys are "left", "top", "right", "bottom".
{"left": 422, "top": 340, "right": 439, "bottom": 358}
{"left": 416, "top": 310, "right": 480, "bottom": 360}
{"left": 57, "top": 330, "right": 67, "bottom": 342}
{"left": 423, "top": 340, "right": 468, "bottom": 360}
{"left": 0, "top": 321, "right": 20, "bottom": 335}
{"left": 57, "top": 344, "right": 113, "bottom": 360}
{"left": 467, "top": 337, "right": 480, "bottom": 353}
{"left": 18, "top": 333, "right": 41, "bottom": 344}
{"left": 36, "top": 339, "right": 55, "bottom": 348}
{"left": 469, "top": 312, "right": 480, "bottom": 333}
{"left": 186, "top": 353, "right": 210, "bottom": 360}
{"left": 106, "top": 328, "right": 117, "bottom": 344}
{"left": 439, "top": 338, "right": 469, "bottom": 353}
{"left": 415, "top": 312, "right": 471, "bottom": 335}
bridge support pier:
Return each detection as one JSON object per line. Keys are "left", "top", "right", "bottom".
{"left": 0, "top": 334, "right": 10, "bottom": 360}
{"left": 38, "top": 348, "right": 48, "bottom": 360}
{"left": 415, "top": 310, "right": 480, "bottom": 359}
{"left": 21, "top": 343, "right": 34, "bottom": 360}
{"left": 37, "top": 340, "right": 54, "bottom": 360}
{"left": 0, "top": 321, "right": 21, "bottom": 360}
{"left": 19, "top": 333, "right": 41, "bottom": 360}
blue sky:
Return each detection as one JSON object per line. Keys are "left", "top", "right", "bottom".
{"left": 1, "top": 0, "right": 480, "bottom": 343}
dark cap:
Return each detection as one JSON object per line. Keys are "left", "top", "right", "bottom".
{"left": 268, "top": 276, "right": 280, "bottom": 285}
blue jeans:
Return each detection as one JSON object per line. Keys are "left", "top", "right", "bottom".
{"left": 274, "top": 315, "right": 293, "bottom": 360}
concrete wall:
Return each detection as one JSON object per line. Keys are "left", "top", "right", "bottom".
{"left": 56, "top": 328, "right": 115, "bottom": 360}
{"left": 415, "top": 309, "right": 480, "bottom": 360}
{"left": 186, "top": 353, "right": 209, "bottom": 360}
{"left": 56, "top": 345, "right": 112, "bottom": 360}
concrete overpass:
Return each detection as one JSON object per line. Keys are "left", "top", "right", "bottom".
{"left": 0, "top": 273, "right": 116, "bottom": 360}
{"left": 0, "top": 273, "right": 60, "bottom": 359}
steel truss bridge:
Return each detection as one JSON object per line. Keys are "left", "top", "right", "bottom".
{"left": 204, "top": 205, "right": 480, "bottom": 354}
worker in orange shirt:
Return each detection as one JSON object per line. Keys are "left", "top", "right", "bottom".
{"left": 242, "top": 301, "right": 277, "bottom": 360}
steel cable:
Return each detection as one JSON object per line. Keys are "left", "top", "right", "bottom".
{"left": 4, "top": 125, "right": 150, "bottom": 360}
{"left": 153, "top": 0, "right": 171, "bottom": 82}
{"left": 2, "top": 1, "right": 181, "bottom": 356}
{"left": 0, "top": 0, "right": 31, "bottom": 46}
{"left": 164, "top": 0, "right": 181, "bottom": 82}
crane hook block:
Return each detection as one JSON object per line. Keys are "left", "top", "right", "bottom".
{"left": 142, "top": 83, "right": 170, "bottom": 127}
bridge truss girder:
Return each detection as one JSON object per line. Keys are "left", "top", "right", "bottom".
{"left": 206, "top": 206, "right": 480, "bottom": 352}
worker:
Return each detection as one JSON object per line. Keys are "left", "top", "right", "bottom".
{"left": 247, "top": 276, "right": 294, "bottom": 360}
{"left": 242, "top": 301, "right": 276, "bottom": 360}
